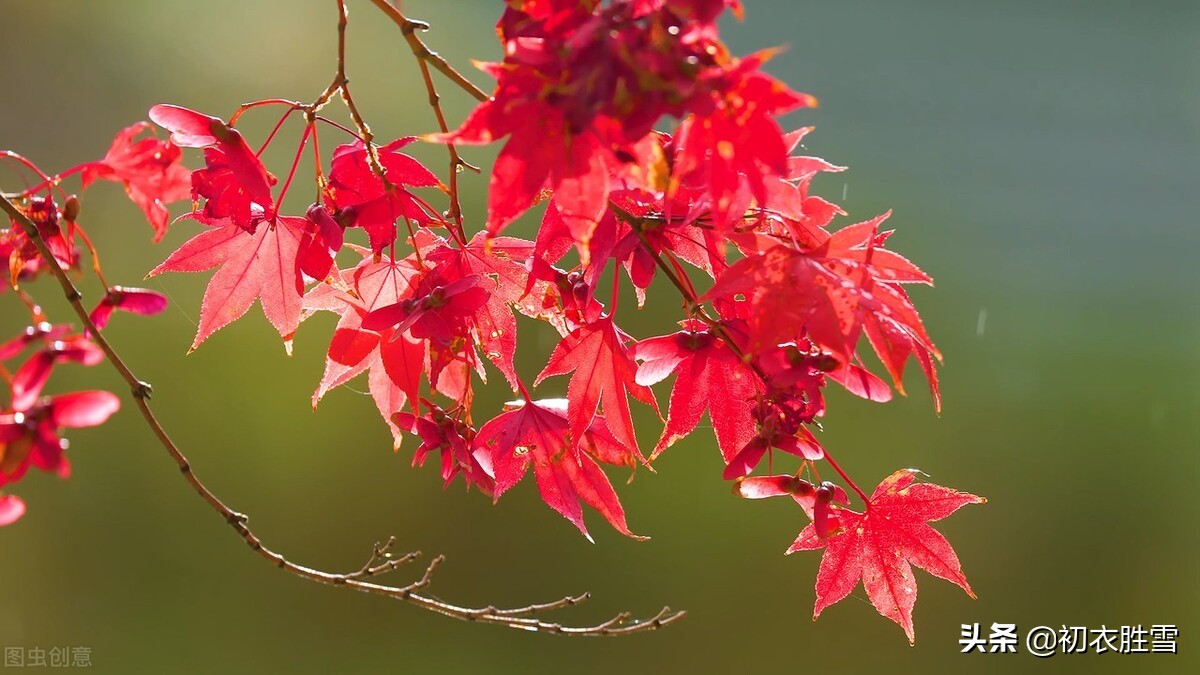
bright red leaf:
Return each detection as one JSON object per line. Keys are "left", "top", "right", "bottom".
{"left": 535, "top": 316, "right": 659, "bottom": 457}
{"left": 304, "top": 251, "right": 424, "bottom": 448}
{"left": 325, "top": 139, "right": 440, "bottom": 254}
{"left": 10, "top": 335, "right": 103, "bottom": 411}
{"left": 425, "top": 232, "right": 546, "bottom": 389}
{"left": 148, "top": 215, "right": 305, "bottom": 352}
{"left": 1, "top": 390, "right": 120, "bottom": 488}
{"left": 149, "top": 104, "right": 276, "bottom": 231}
{"left": 89, "top": 286, "right": 169, "bottom": 331}
{"left": 708, "top": 212, "right": 940, "bottom": 407}
{"left": 473, "top": 396, "right": 645, "bottom": 541}
{"left": 632, "top": 323, "right": 759, "bottom": 461}
{"left": 394, "top": 404, "right": 493, "bottom": 494}
{"left": 362, "top": 272, "right": 488, "bottom": 346}
{"left": 81, "top": 122, "right": 191, "bottom": 240}
{"left": 788, "top": 470, "right": 985, "bottom": 644}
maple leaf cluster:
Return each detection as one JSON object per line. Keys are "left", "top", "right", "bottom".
{"left": 0, "top": 324, "right": 120, "bottom": 525}
{"left": 0, "top": 0, "right": 983, "bottom": 642}
{"left": 2, "top": 123, "right": 180, "bottom": 524}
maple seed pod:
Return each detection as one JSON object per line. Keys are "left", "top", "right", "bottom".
{"left": 815, "top": 485, "right": 833, "bottom": 505}
{"left": 791, "top": 478, "right": 815, "bottom": 497}
{"left": 63, "top": 195, "right": 81, "bottom": 222}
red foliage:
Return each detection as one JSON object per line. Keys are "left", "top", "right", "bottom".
{"left": 80, "top": 122, "right": 191, "bottom": 240}
{"left": 325, "top": 139, "right": 440, "bottom": 254}
{"left": 474, "top": 396, "right": 645, "bottom": 542}
{"left": 788, "top": 471, "right": 985, "bottom": 644}
{"left": 149, "top": 104, "right": 276, "bottom": 231}
{"left": 0, "top": 327, "right": 118, "bottom": 513}
{"left": 0, "top": 0, "right": 982, "bottom": 643}
{"left": 148, "top": 214, "right": 306, "bottom": 351}
{"left": 535, "top": 315, "right": 659, "bottom": 458}
{"left": 632, "top": 321, "right": 759, "bottom": 461}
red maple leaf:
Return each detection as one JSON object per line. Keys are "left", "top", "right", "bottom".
{"left": 443, "top": 0, "right": 748, "bottom": 237}
{"left": 148, "top": 215, "right": 305, "bottom": 351}
{"left": 80, "top": 122, "right": 191, "bottom": 240}
{"left": 535, "top": 315, "right": 658, "bottom": 456}
{"left": 362, "top": 271, "right": 488, "bottom": 345}
{"left": 304, "top": 250, "right": 424, "bottom": 449}
{"left": 325, "top": 139, "right": 440, "bottom": 254}
{"left": 534, "top": 192, "right": 716, "bottom": 306}
{"left": 631, "top": 322, "right": 760, "bottom": 461}
{"left": 708, "top": 212, "right": 940, "bottom": 407}
{"left": 148, "top": 104, "right": 276, "bottom": 232}
{"left": 473, "top": 396, "right": 646, "bottom": 541}
{"left": 441, "top": 96, "right": 612, "bottom": 238}
{"left": 788, "top": 470, "right": 984, "bottom": 644}
{"left": 673, "top": 67, "right": 814, "bottom": 228}
{"left": 425, "top": 232, "right": 545, "bottom": 389}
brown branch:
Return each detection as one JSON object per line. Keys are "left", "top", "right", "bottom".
{"left": 365, "top": 0, "right": 490, "bottom": 245}
{"left": 328, "top": 0, "right": 385, "bottom": 179}
{"left": 0, "top": 192, "right": 685, "bottom": 636}
{"left": 367, "top": 0, "right": 490, "bottom": 103}
{"left": 415, "top": 54, "right": 476, "bottom": 242}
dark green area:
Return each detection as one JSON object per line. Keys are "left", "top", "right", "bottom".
{"left": 1, "top": 1, "right": 1196, "bottom": 672}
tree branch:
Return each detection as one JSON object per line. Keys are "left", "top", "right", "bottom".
{"left": 367, "top": 0, "right": 490, "bottom": 103}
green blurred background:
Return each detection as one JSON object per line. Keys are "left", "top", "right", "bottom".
{"left": 2, "top": 1, "right": 1197, "bottom": 672}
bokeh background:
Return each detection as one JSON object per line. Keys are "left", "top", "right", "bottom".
{"left": 1, "top": 1, "right": 1197, "bottom": 673}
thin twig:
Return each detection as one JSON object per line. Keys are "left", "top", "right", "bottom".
{"left": 367, "top": 0, "right": 490, "bottom": 103}
{"left": 368, "top": 0, "right": 489, "bottom": 246}
{"left": 415, "top": 56, "right": 474, "bottom": 244}
{"left": 331, "top": 0, "right": 385, "bottom": 179}
{"left": 0, "top": 191, "right": 685, "bottom": 636}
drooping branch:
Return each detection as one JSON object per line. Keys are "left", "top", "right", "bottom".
{"left": 0, "top": 191, "right": 685, "bottom": 636}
